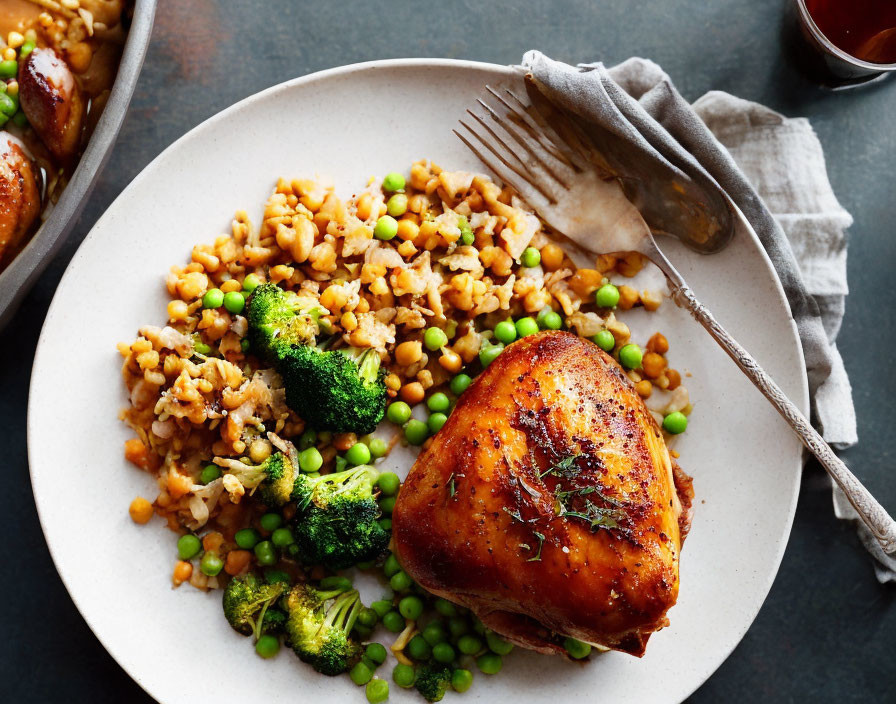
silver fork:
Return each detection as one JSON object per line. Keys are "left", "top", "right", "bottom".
{"left": 455, "top": 84, "right": 896, "bottom": 554}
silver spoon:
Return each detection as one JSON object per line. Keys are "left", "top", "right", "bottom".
{"left": 455, "top": 83, "right": 896, "bottom": 554}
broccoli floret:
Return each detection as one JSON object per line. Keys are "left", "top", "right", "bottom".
{"left": 415, "top": 663, "right": 453, "bottom": 702}
{"left": 284, "top": 583, "right": 363, "bottom": 676}
{"left": 291, "top": 465, "right": 390, "bottom": 569}
{"left": 247, "top": 284, "right": 387, "bottom": 434}
{"left": 278, "top": 345, "right": 387, "bottom": 435}
{"left": 247, "top": 283, "right": 328, "bottom": 363}
{"left": 220, "top": 451, "right": 297, "bottom": 507}
{"left": 222, "top": 573, "right": 286, "bottom": 638}
{"left": 260, "top": 607, "right": 287, "bottom": 635}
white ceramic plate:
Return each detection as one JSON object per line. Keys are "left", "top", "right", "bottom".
{"left": 28, "top": 59, "right": 808, "bottom": 704}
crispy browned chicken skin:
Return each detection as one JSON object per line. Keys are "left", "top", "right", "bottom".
{"left": 392, "top": 331, "right": 693, "bottom": 657}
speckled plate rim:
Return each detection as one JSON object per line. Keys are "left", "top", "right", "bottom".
{"left": 27, "top": 58, "right": 808, "bottom": 704}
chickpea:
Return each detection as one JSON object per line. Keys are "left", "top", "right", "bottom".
{"left": 394, "top": 340, "right": 424, "bottom": 367}
{"left": 400, "top": 381, "right": 425, "bottom": 405}
{"left": 666, "top": 368, "right": 682, "bottom": 390}
{"left": 641, "top": 352, "right": 667, "bottom": 379}
{"left": 646, "top": 332, "right": 669, "bottom": 355}
{"left": 540, "top": 243, "right": 565, "bottom": 271}
{"left": 128, "top": 497, "right": 153, "bottom": 524}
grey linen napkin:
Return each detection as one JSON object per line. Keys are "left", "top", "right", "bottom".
{"left": 521, "top": 52, "right": 891, "bottom": 579}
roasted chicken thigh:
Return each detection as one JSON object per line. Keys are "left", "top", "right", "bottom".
{"left": 392, "top": 331, "right": 693, "bottom": 657}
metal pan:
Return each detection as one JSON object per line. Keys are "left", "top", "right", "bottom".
{"left": 0, "top": 0, "right": 157, "bottom": 330}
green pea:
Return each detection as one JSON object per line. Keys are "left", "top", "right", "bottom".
{"left": 297, "top": 429, "right": 317, "bottom": 450}
{"left": 386, "top": 401, "right": 412, "bottom": 425}
{"left": 240, "top": 338, "right": 251, "bottom": 353}
{"left": 335, "top": 456, "right": 348, "bottom": 473}
{"left": 494, "top": 320, "right": 517, "bottom": 345}
{"left": 193, "top": 341, "right": 212, "bottom": 355}
{"left": 387, "top": 193, "right": 408, "bottom": 217}
{"left": 515, "top": 316, "right": 539, "bottom": 338}
{"left": 382, "top": 172, "right": 406, "bottom": 192}
{"left": 452, "top": 669, "right": 474, "bottom": 693}
{"left": 259, "top": 513, "right": 282, "bottom": 532}
{"left": 472, "top": 618, "right": 487, "bottom": 635}
{"left": 383, "top": 553, "right": 402, "bottom": 577}
{"left": 424, "top": 326, "right": 448, "bottom": 351}
{"left": 663, "top": 411, "right": 688, "bottom": 434}
{"left": 563, "top": 637, "right": 592, "bottom": 659}
{"left": 594, "top": 329, "right": 615, "bottom": 352}
{"left": 362, "top": 643, "right": 385, "bottom": 666}
{"left": 202, "top": 288, "right": 224, "bottom": 308}
{"left": 476, "top": 653, "right": 502, "bottom": 674}
{"left": 448, "top": 616, "right": 469, "bottom": 639}
{"left": 485, "top": 631, "right": 514, "bottom": 655}
{"left": 242, "top": 273, "right": 261, "bottom": 292}
{"left": 426, "top": 412, "right": 447, "bottom": 434}
{"left": 355, "top": 608, "right": 378, "bottom": 629}
{"left": 435, "top": 598, "right": 458, "bottom": 618}
{"left": 369, "top": 437, "right": 388, "bottom": 459}
{"left": 255, "top": 634, "right": 280, "bottom": 659}
{"left": 11, "top": 110, "right": 27, "bottom": 128}
{"left": 366, "top": 678, "right": 390, "bottom": 704}
{"left": 374, "top": 215, "right": 399, "bottom": 240}
{"left": 389, "top": 570, "right": 413, "bottom": 592}
{"left": 234, "top": 528, "right": 260, "bottom": 550}
{"left": 427, "top": 392, "right": 450, "bottom": 413}
{"left": 223, "top": 291, "right": 245, "bottom": 314}
{"left": 299, "top": 447, "right": 323, "bottom": 473}
{"left": 199, "top": 464, "right": 221, "bottom": 484}
{"left": 378, "top": 517, "right": 393, "bottom": 531}
{"left": 271, "top": 527, "right": 294, "bottom": 547}
{"left": 377, "top": 472, "right": 401, "bottom": 496}
{"left": 371, "top": 599, "right": 393, "bottom": 618}
{"left": 20, "top": 40, "right": 36, "bottom": 58}
{"left": 450, "top": 373, "right": 472, "bottom": 395}
{"left": 619, "top": 343, "right": 643, "bottom": 369}
{"left": 458, "top": 216, "right": 475, "bottom": 246}
{"left": 407, "top": 634, "right": 431, "bottom": 660}
{"left": 595, "top": 283, "right": 620, "bottom": 308}
{"left": 432, "top": 642, "right": 455, "bottom": 663}
{"left": 351, "top": 661, "right": 374, "bottom": 686}
{"left": 0, "top": 60, "right": 17, "bottom": 80}
{"left": 422, "top": 621, "right": 447, "bottom": 646}
{"left": 177, "top": 534, "right": 201, "bottom": 560}
{"left": 254, "top": 540, "right": 277, "bottom": 566}
{"left": 520, "top": 247, "right": 541, "bottom": 268}
{"left": 404, "top": 419, "right": 429, "bottom": 446}
{"left": 0, "top": 91, "right": 16, "bottom": 117}
{"left": 393, "top": 663, "right": 416, "bottom": 688}
{"left": 457, "top": 634, "right": 483, "bottom": 655}
{"left": 355, "top": 623, "right": 374, "bottom": 639}
{"left": 479, "top": 341, "right": 504, "bottom": 368}
{"left": 379, "top": 495, "right": 396, "bottom": 514}
{"left": 538, "top": 310, "right": 563, "bottom": 330}
{"left": 200, "top": 551, "right": 223, "bottom": 576}
{"left": 399, "top": 595, "right": 424, "bottom": 620}
{"left": 382, "top": 610, "right": 406, "bottom": 633}
{"left": 346, "top": 442, "right": 372, "bottom": 466}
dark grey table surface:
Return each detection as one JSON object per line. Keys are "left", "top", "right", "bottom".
{"left": 3, "top": 0, "right": 894, "bottom": 701}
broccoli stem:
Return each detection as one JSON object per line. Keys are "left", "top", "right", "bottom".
{"left": 322, "top": 590, "right": 361, "bottom": 634}
{"left": 357, "top": 349, "right": 381, "bottom": 384}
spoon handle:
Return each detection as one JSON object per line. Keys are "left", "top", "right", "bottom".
{"left": 654, "top": 255, "right": 896, "bottom": 554}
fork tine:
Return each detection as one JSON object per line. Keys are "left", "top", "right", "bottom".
{"left": 452, "top": 128, "right": 552, "bottom": 209}
{"left": 486, "top": 86, "right": 584, "bottom": 176}
{"left": 503, "top": 86, "right": 591, "bottom": 172}
{"left": 475, "top": 96, "right": 574, "bottom": 191}
{"left": 458, "top": 111, "right": 557, "bottom": 204}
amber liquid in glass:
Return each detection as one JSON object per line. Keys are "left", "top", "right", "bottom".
{"left": 805, "top": 0, "right": 896, "bottom": 63}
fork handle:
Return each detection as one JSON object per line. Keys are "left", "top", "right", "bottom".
{"left": 662, "top": 272, "right": 896, "bottom": 554}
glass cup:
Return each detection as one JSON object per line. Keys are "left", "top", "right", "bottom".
{"left": 793, "top": 0, "right": 896, "bottom": 88}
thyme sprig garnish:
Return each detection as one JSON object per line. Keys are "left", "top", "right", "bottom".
{"left": 526, "top": 531, "right": 545, "bottom": 562}
{"left": 539, "top": 453, "right": 582, "bottom": 479}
